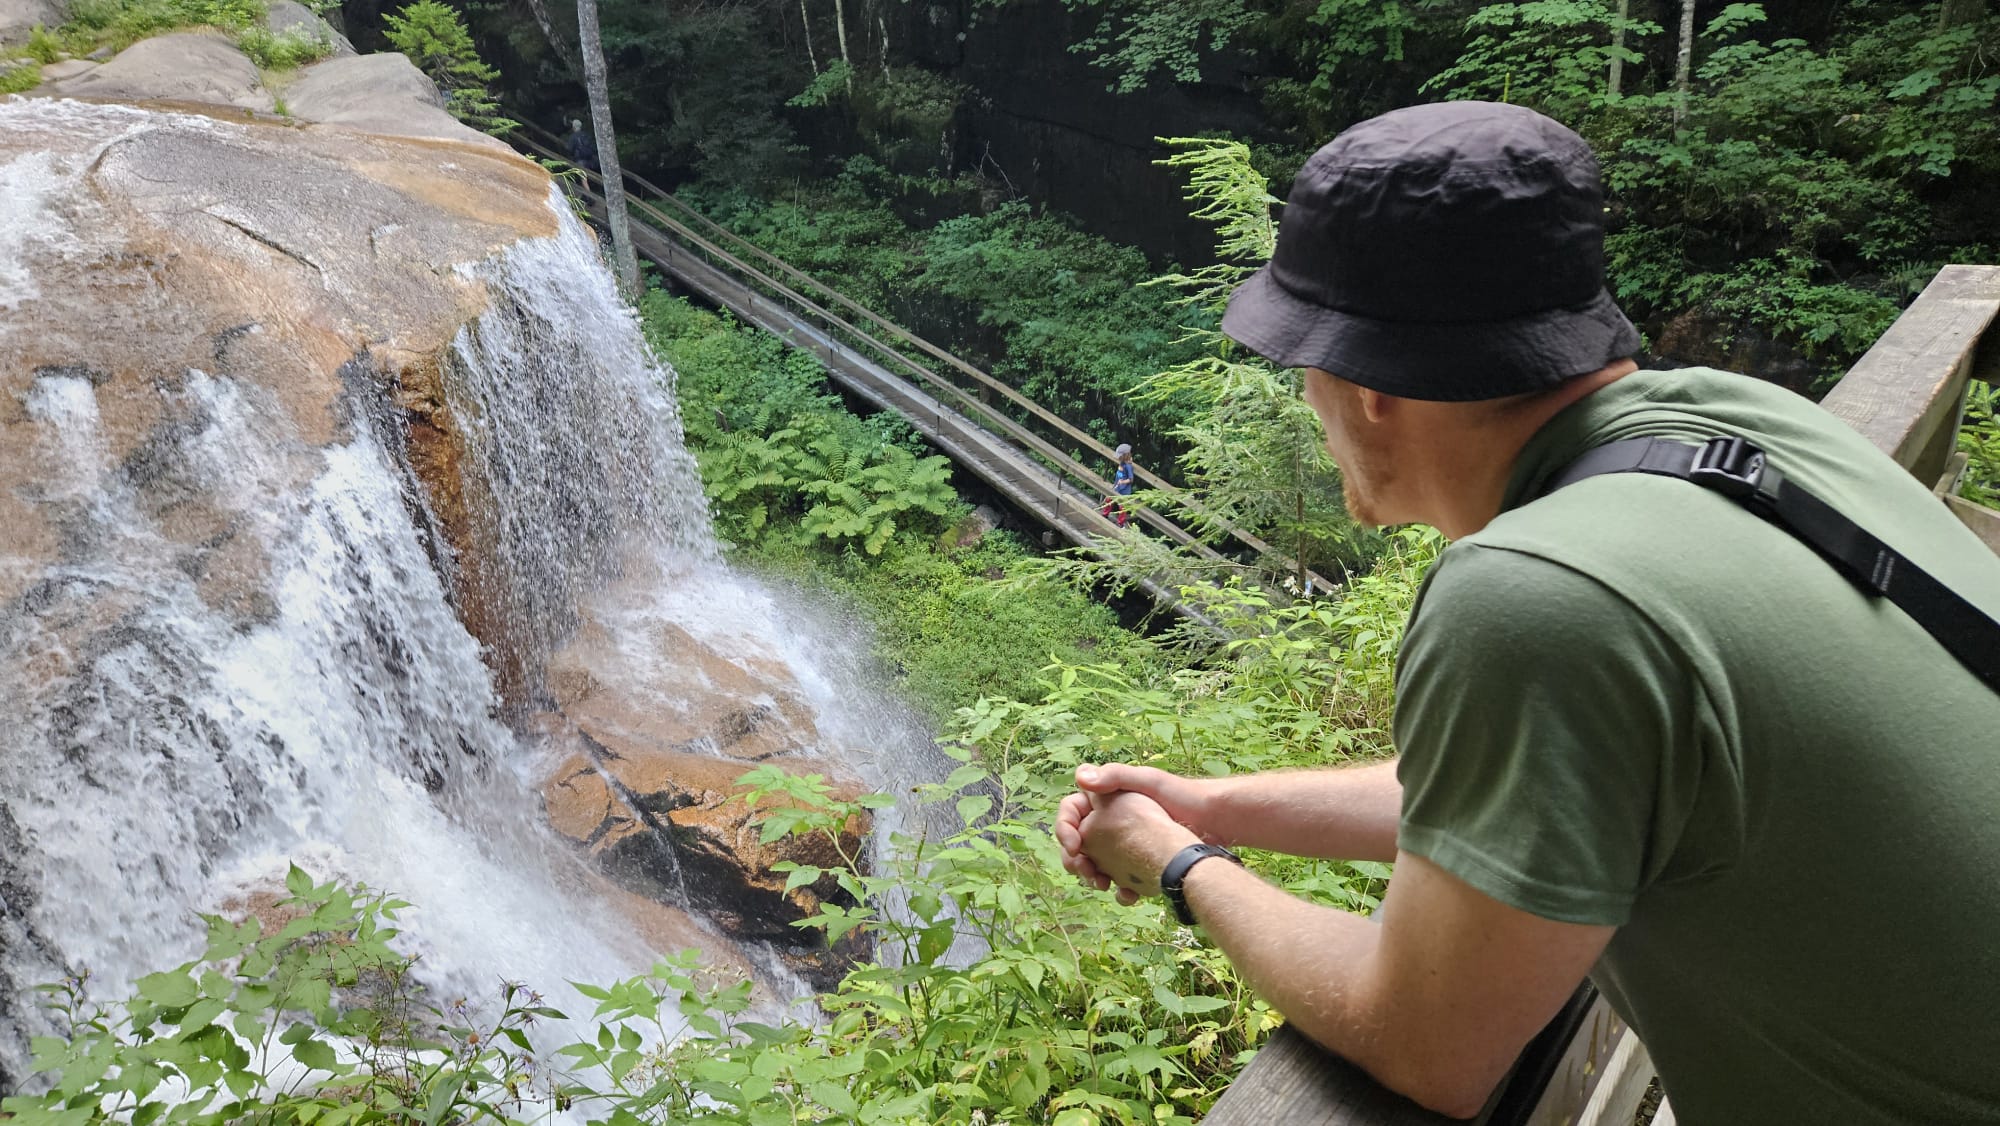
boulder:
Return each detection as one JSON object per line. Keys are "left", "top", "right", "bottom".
{"left": 39, "top": 59, "right": 95, "bottom": 82}
{"left": 283, "top": 52, "right": 489, "bottom": 149}
{"left": 53, "top": 31, "right": 276, "bottom": 112}
{"left": 538, "top": 610, "right": 872, "bottom": 982}
{"left": 0, "top": 0, "right": 61, "bottom": 46}
{"left": 266, "top": 0, "right": 355, "bottom": 57}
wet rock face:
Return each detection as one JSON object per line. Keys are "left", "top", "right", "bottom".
{"left": 1, "top": 82, "right": 557, "bottom": 1048}
{"left": 538, "top": 616, "right": 872, "bottom": 984}
{"left": 1651, "top": 307, "right": 1820, "bottom": 393}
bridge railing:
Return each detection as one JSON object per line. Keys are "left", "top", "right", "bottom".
{"left": 514, "top": 126, "right": 1335, "bottom": 593}
{"left": 1201, "top": 262, "right": 2000, "bottom": 1126}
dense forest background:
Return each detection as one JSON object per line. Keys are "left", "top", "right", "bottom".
{"left": 381, "top": 0, "right": 2000, "bottom": 396}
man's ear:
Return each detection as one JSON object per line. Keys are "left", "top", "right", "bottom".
{"left": 1356, "top": 386, "right": 1395, "bottom": 426}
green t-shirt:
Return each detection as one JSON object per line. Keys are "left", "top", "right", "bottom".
{"left": 1394, "top": 368, "right": 2000, "bottom": 1125}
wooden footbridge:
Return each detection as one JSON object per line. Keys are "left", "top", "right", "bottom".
{"left": 510, "top": 125, "right": 1331, "bottom": 612}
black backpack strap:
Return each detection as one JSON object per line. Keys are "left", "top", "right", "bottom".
{"left": 1543, "top": 435, "right": 2000, "bottom": 693}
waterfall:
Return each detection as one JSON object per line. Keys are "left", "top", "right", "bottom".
{"left": 0, "top": 102, "right": 941, "bottom": 1087}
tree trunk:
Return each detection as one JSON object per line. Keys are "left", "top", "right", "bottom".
{"left": 1608, "top": 0, "right": 1628, "bottom": 98}
{"left": 799, "top": 0, "right": 819, "bottom": 75}
{"left": 831, "top": 0, "right": 854, "bottom": 94}
{"left": 1939, "top": 0, "right": 1986, "bottom": 28}
{"left": 1673, "top": 0, "right": 1695, "bottom": 127}
{"left": 576, "top": 0, "right": 640, "bottom": 297}
{"left": 525, "top": 0, "right": 580, "bottom": 80}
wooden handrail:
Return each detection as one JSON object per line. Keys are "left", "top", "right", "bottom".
{"left": 519, "top": 124, "right": 1334, "bottom": 591}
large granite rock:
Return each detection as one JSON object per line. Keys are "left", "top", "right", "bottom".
{"left": 53, "top": 31, "right": 277, "bottom": 112}
{"left": 283, "top": 52, "right": 483, "bottom": 148}
{"left": 265, "top": 0, "right": 354, "bottom": 56}
{"left": 0, "top": 0, "right": 62, "bottom": 46}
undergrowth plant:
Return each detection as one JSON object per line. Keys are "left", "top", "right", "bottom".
{"left": 383, "top": 0, "right": 517, "bottom": 135}
{"left": 1960, "top": 379, "right": 2000, "bottom": 510}
{"left": 237, "top": 24, "right": 335, "bottom": 70}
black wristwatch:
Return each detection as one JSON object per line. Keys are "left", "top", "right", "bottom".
{"left": 1160, "top": 842, "right": 1243, "bottom": 926}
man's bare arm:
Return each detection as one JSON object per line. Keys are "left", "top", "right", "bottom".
{"left": 1074, "top": 791, "right": 1611, "bottom": 1118}
{"left": 1061, "top": 761, "right": 1402, "bottom": 873}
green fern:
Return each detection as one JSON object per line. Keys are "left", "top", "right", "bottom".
{"left": 800, "top": 449, "right": 957, "bottom": 555}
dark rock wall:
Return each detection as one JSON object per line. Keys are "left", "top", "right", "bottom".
{"left": 896, "top": 0, "right": 1272, "bottom": 265}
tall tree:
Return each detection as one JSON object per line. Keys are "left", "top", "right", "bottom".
{"left": 576, "top": 0, "right": 640, "bottom": 297}
{"left": 1608, "top": 0, "right": 1628, "bottom": 97}
{"left": 1672, "top": 0, "right": 1695, "bottom": 126}
{"left": 525, "top": 0, "right": 579, "bottom": 79}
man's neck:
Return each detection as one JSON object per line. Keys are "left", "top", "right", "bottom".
{"left": 1420, "top": 361, "right": 1636, "bottom": 539}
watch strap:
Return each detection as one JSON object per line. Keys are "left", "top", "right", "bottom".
{"left": 1160, "top": 842, "right": 1243, "bottom": 925}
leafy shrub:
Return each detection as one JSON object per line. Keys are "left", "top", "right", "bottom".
{"left": 62, "top": 0, "right": 262, "bottom": 49}
{"left": 383, "top": 0, "right": 516, "bottom": 135}
{"left": 23, "top": 23, "right": 63, "bottom": 63}
{"left": 1961, "top": 380, "right": 2000, "bottom": 510}
{"left": 237, "top": 24, "right": 334, "bottom": 70}
{"left": 0, "top": 58, "right": 39, "bottom": 93}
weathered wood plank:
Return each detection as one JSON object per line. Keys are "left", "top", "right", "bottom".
{"left": 1574, "top": 1016, "right": 1655, "bottom": 1126}
{"left": 1821, "top": 265, "right": 2000, "bottom": 481}
{"left": 1521, "top": 997, "right": 1634, "bottom": 1126}
{"left": 1202, "top": 1026, "right": 1469, "bottom": 1126}
{"left": 1946, "top": 494, "right": 2000, "bottom": 557}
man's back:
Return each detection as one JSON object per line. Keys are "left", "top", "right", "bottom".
{"left": 1394, "top": 367, "right": 2000, "bottom": 1124}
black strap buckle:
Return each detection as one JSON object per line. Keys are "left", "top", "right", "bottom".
{"left": 1688, "top": 436, "right": 1768, "bottom": 501}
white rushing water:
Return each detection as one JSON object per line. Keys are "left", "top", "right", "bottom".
{"left": 0, "top": 103, "right": 943, "bottom": 1087}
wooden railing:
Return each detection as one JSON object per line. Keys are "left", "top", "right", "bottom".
{"left": 1204, "top": 262, "right": 2000, "bottom": 1125}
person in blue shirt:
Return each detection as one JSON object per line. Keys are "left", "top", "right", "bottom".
{"left": 1102, "top": 443, "right": 1137, "bottom": 528}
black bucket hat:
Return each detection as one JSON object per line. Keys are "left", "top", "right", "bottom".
{"left": 1222, "top": 101, "right": 1640, "bottom": 402}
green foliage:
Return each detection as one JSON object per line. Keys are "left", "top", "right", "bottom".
{"left": 383, "top": 0, "right": 516, "bottom": 135}
{"left": 642, "top": 290, "right": 1150, "bottom": 720}
{"left": 787, "top": 57, "right": 853, "bottom": 107}
{"left": 1424, "top": 0, "right": 1660, "bottom": 108}
{"left": 1054, "top": 0, "right": 1261, "bottom": 94}
{"left": 1427, "top": 1, "right": 2000, "bottom": 383}
{"left": 237, "top": 24, "right": 335, "bottom": 70}
{"left": 1960, "top": 380, "right": 2000, "bottom": 510}
{"left": 798, "top": 439, "right": 958, "bottom": 557}
{"left": 0, "top": 868, "right": 543, "bottom": 1126}
{"left": 23, "top": 23, "right": 64, "bottom": 62}
{"left": 680, "top": 166, "right": 1205, "bottom": 453}
{"left": 0, "top": 58, "right": 40, "bottom": 93}
{"left": 61, "top": 0, "right": 263, "bottom": 51}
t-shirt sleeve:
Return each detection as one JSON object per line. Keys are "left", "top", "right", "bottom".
{"left": 1393, "top": 543, "right": 1713, "bottom": 927}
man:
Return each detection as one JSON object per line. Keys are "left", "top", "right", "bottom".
{"left": 566, "top": 117, "right": 599, "bottom": 173}
{"left": 1056, "top": 101, "right": 2000, "bottom": 1123}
